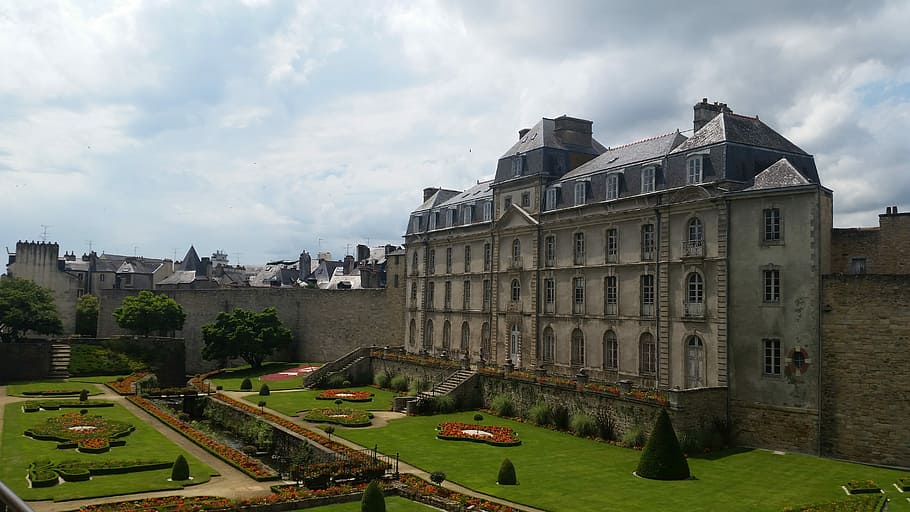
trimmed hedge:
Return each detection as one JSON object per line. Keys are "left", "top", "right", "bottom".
{"left": 361, "top": 479, "right": 385, "bottom": 512}
{"left": 171, "top": 454, "right": 190, "bottom": 481}
{"left": 27, "top": 459, "right": 173, "bottom": 488}
{"left": 636, "top": 409, "right": 690, "bottom": 480}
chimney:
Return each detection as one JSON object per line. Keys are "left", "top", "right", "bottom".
{"left": 518, "top": 128, "right": 530, "bottom": 139}
{"left": 553, "top": 116, "right": 593, "bottom": 147}
{"left": 693, "top": 98, "right": 732, "bottom": 132}
{"left": 423, "top": 187, "right": 440, "bottom": 202}
{"left": 343, "top": 254, "right": 355, "bottom": 275}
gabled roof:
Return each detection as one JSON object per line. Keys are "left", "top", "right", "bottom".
{"left": 177, "top": 246, "right": 202, "bottom": 272}
{"left": 495, "top": 204, "right": 539, "bottom": 229}
{"left": 743, "top": 158, "right": 811, "bottom": 191}
{"left": 671, "top": 112, "right": 808, "bottom": 155}
{"left": 562, "top": 131, "right": 686, "bottom": 180}
{"left": 158, "top": 271, "right": 198, "bottom": 285}
{"left": 499, "top": 118, "right": 606, "bottom": 158}
{"left": 437, "top": 180, "right": 493, "bottom": 208}
{"left": 413, "top": 188, "right": 462, "bottom": 213}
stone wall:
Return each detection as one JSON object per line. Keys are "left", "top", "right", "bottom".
{"left": 830, "top": 210, "right": 910, "bottom": 274}
{"left": 730, "top": 401, "right": 819, "bottom": 453}
{"left": 97, "top": 287, "right": 405, "bottom": 373}
{"left": 820, "top": 275, "right": 910, "bottom": 467}
{"left": 0, "top": 340, "right": 52, "bottom": 383}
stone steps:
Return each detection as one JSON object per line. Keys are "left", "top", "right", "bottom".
{"left": 418, "top": 369, "right": 474, "bottom": 399}
{"left": 49, "top": 343, "right": 71, "bottom": 380}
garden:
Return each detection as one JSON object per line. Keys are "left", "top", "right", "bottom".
{"left": 207, "top": 362, "right": 320, "bottom": 392}
{"left": 239, "top": 386, "right": 398, "bottom": 417}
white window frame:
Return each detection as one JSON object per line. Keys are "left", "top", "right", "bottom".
{"left": 641, "top": 166, "right": 655, "bottom": 193}
{"left": 483, "top": 201, "right": 492, "bottom": 221}
{"left": 763, "top": 338, "right": 781, "bottom": 375}
{"left": 604, "top": 331, "right": 618, "bottom": 370}
{"left": 606, "top": 173, "right": 619, "bottom": 199}
{"left": 574, "top": 181, "right": 586, "bottom": 205}
{"left": 463, "top": 205, "right": 473, "bottom": 224}
{"left": 573, "top": 276, "right": 585, "bottom": 314}
{"left": 764, "top": 207, "right": 782, "bottom": 242}
{"left": 429, "top": 211, "right": 437, "bottom": 230}
{"left": 545, "top": 188, "right": 557, "bottom": 210}
{"left": 763, "top": 268, "right": 781, "bottom": 303}
{"left": 687, "top": 156, "right": 703, "bottom": 185}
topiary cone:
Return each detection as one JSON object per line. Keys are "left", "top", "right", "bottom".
{"left": 171, "top": 454, "right": 190, "bottom": 481}
{"left": 361, "top": 479, "right": 385, "bottom": 512}
{"left": 497, "top": 457, "right": 517, "bottom": 485}
{"left": 636, "top": 408, "right": 690, "bottom": 480}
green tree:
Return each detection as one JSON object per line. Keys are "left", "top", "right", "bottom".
{"left": 636, "top": 408, "right": 691, "bottom": 480}
{"left": 360, "top": 480, "right": 385, "bottom": 512}
{"left": 112, "top": 290, "right": 186, "bottom": 336}
{"left": 170, "top": 454, "right": 190, "bottom": 481}
{"left": 75, "top": 294, "right": 100, "bottom": 336}
{"left": 0, "top": 277, "right": 63, "bottom": 342}
{"left": 201, "top": 307, "right": 292, "bottom": 369}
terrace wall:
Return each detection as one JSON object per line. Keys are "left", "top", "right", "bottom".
{"left": 0, "top": 340, "right": 52, "bottom": 382}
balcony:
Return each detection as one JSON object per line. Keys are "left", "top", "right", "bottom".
{"left": 544, "top": 302, "right": 555, "bottom": 314}
{"left": 640, "top": 303, "right": 655, "bottom": 317}
{"left": 684, "top": 302, "right": 705, "bottom": 318}
{"left": 509, "top": 257, "right": 523, "bottom": 270}
{"left": 682, "top": 240, "right": 704, "bottom": 258}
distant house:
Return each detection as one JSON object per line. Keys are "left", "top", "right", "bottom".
{"left": 157, "top": 246, "right": 218, "bottom": 290}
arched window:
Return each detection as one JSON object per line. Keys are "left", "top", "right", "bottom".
{"left": 685, "top": 335, "right": 706, "bottom": 388}
{"left": 571, "top": 328, "right": 585, "bottom": 366}
{"left": 481, "top": 322, "right": 491, "bottom": 359}
{"left": 511, "top": 279, "right": 521, "bottom": 302}
{"left": 409, "top": 319, "right": 417, "bottom": 348}
{"left": 461, "top": 322, "right": 470, "bottom": 352}
{"left": 512, "top": 239, "right": 521, "bottom": 258}
{"left": 688, "top": 217, "right": 703, "bottom": 243}
{"left": 542, "top": 326, "right": 555, "bottom": 362}
{"left": 604, "top": 330, "right": 618, "bottom": 370}
{"left": 442, "top": 320, "right": 451, "bottom": 350}
{"left": 424, "top": 319, "right": 434, "bottom": 350}
{"left": 640, "top": 332, "right": 656, "bottom": 375}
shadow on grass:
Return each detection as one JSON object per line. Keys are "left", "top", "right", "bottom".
{"left": 218, "top": 362, "right": 308, "bottom": 378}
{"left": 686, "top": 446, "right": 754, "bottom": 461}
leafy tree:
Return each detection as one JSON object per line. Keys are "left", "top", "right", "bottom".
{"left": 636, "top": 408, "right": 691, "bottom": 480}
{"left": 0, "top": 277, "right": 63, "bottom": 342}
{"left": 201, "top": 307, "right": 292, "bottom": 369}
{"left": 360, "top": 480, "right": 385, "bottom": 512}
{"left": 75, "top": 294, "right": 100, "bottom": 336}
{"left": 112, "top": 290, "right": 186, "bottom": 336}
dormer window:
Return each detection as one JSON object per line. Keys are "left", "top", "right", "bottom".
{"left": 429, "top": 211, "right": 439, "bottom": 230}
{"left": 445, "top": 209, "right": 454, "bottom": 226}
{"left": 483, "top": 201, "right": 492, "bottom": 221}
{"left": 606, "top": 174, "right": 619, "bottom": 200}
{"left": 574, "top": 181, "right": 586, "bottom": 205}
{"left": 545, "top": 188, "right": 557, "bottom": 210}
{"left": 463, "top": 205, "right": 473, "bottom": 224}
{"left": 687, "top": 156, "right": 703, "bottom": 184}
{"left": 410, "top": 215, "right": 421, "bottom": 232}
{"left": 642, "top": 166, "right": 656, "bottom": 193}
{"left": 511, "top": 155, "right": 524, "bottom": 177}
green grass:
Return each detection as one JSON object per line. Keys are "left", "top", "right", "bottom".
{"left": 6, "top": 381, "right": 106, "bottom": 397}
{"left": 335, "top": 411, "right": 910, "bottom": 512}
{"left": 241, "top": 386, "right": 398, "bottom": 416}
{"left": 1, "top": 401, "right": 217, "bottom": 501}
{"left": 209, "top": 362, "right": 320, "bottom": 391}
{"left": 289, "top": 496, "right": 437, "bottom": 511}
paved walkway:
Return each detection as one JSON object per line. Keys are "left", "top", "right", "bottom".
{"left": 0, "top": 384, "right": 544, "bottom": 512}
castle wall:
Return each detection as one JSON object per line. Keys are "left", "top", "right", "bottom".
{"left": 7, "top": 242, "right": 81, "bottom": 334}
{"left": 831, "top": 210, "right": 910, "bottom": 275}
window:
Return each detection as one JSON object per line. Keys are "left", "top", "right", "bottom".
{"left": 445, "top": 247, "right": 453, "bottom": 273}
{"left": 483, "top": 201, "right": 492, "bottom": 221}
{"left": 409, "top": 319, "right": 417, "bottom": 347}
{"left": 763, "top": 269, "right": 780, "bottom": 303}
{"left": 605, "top": 276, "right": 618, "bottom": 315}
{"left": 509, "top": 324, "right": 521, "bottom": 363}
{"left": 463, "top": 205, "right": 473, "bottom": 224}
{"left": 444, "top": 280, "right": 452, "bottom": 309}
{"left": 606, "top": 228, "right": 618, "bottom": 263}
{"left": 410, "top": 215, "right": 421, "bottom": 232}
{"left": 545, "top": 188, "right": 557, "bottom": 210}
{"left": 429, "top": 211, "right": 437, "bottom": 230}
{"left": 461, "top": 322, "right": 470, "bottom": 353}
{"left": 428, "top": 249, "right": 436, "bottom": 274}
{"left": 482, "top": 279, "right": 491, "bottom": 310}
{"left": 463, "top": 280, "right": 471, "bottom": 310}
{"left": 606, "top": 173, "right": 619, "bottom": 199}
{"left": 511, "top": 279, "right": 521, "bottom": 303}
{"left": 521, "top": 192, "right": 530, "bottom": 207}
{"left": 764, "top": 208, "right": 781, "bottom": 242}
{"left": 574, "top": 232, "right": 585, "bottom": 265}
{"left": 464, "top": 245, "right": 471, "bottom": 272}
{"left": 850, "top": 257, "right": 866, "bottom": 275}
{"left": 412, "top": 251, "right": 419, "bottom": 274}
{"left": 393, "top": 274, "right": 399, "bottom": 288}
{"left": 424, "top": 319, "right": 434, "bottom": 350}
{"left": 483, "top": 242, "right": 491, "bottom": 271}
{"left": 442, "top": 321, "right": 451, "bottom": 350}
{"left": 410, "top": 282, "right": 417, "bottom": 303}
{"left": 511, "top": 156, "right": 523, "bottom": 176}
{"left": 571, "top": 329, "right": 585, "bottom": 367}
{"left": 641, "top": 224, "right": 655, "bottom": 260}
{"left": 688, "top": 218, "right": 703, "bottom": 243}
{"left": 641, "top": 274, "right": 655, "bottom": 316}
{"left": 573, "top": 276, "right": 585, "bottom": 314}
{"left": 642, "top": 166, "right": 655, "bottom": 193}
{"left": 481, "top": 322, "right": 491, "bottom": 358}
{"left": 687, "top": 156, "right": 703, "bottom": 184}
{"left": 511, "top": 239, "right": 522, "bottom": 268}
{"left": 445, "top": 209, "right": 453, "bottom": 226}
{"left": 544, "top": 235, "right": 556, "bottom": 266}
{"left": 686, "top": 273, "right": 705, "bottom": 317}
{"left": 504, "top": 196, "right": 512, "bottom": 209}
{"left": 542, "top": 327, "right": 555, "bottom": 362}
{"left": 640, "top": 332, "right": 656, "bottom": 374}
{"left": 604, "top": 331, "right": 618, "bottom": 370}
{"left": 426, "top": 282, "right": 435, "bottom": 309}
{"left": 685, "top": 218, "right": 704, "bottom": 257}
{"left": 99, "top": 273, "right": 105, "bottom": 282}
{"left": 574, "top": 181, "right": 586, "bottom": 205}
{"left": 763, "top": 338, "right": 781, "bottom": 375}
{"left": 544, "top": 278, "right": 556, "bottom": 313}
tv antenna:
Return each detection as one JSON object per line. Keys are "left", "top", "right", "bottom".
{"left": 40, "top": 225, "right": 51, "bottom": 242}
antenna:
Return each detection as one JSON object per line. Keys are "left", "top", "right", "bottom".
{"left": 85, "top": 240, "right": 94, "bottom": 253}
{"left": 40, "top": 225, "right": 51, "bottom": 242}
{"left": 133, "top": 246, "right": 138, "bottom": 257}
{"left": 234, "top": 252, "right": 242, "bottom": 266}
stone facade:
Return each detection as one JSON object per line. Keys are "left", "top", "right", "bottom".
{"left": 5, "top": 242, "right": 82, "bottom": 333}
{"left": 831, "top": 208, "right": 910, "bottom": 275}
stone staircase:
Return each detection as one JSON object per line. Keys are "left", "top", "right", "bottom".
{"left": 49, "top": 343, "right": 71, "bottom": 380}
{"left": 304, "top": 346, "right": 374, "bottom": 388}
{"left": 418, "top": 369, "right": 475, "bottom": 400}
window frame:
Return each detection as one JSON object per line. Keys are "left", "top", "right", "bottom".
{"left": 606, "top": 173, "right": 619, "bottom": 200}
{"left": 574, "top": 181, "right": 586, "bottom": 205}
{"left": 542, "top": 327, "right": 556, "bottom": 363}
{"left": 640, "top": 333, "right": 656, "bottom": 375}
{"left": 606, "top": 228, "right": 618, "bottom": 263}
{"left": 763, "top": 338, "right": 781, "bottom": 376}
{"left": 463, "top": 279, "right": 471, "bottom": 310}
{"left": 464, "top": 245, "right": 471, "bottom": 272}
{"left": 463, "top": 205, "right": 473, "bottom": 225}
{"left": 605, "top": 275, "right": 618, "bottom": 315}
{"left": 483, "top": 201, "right": 492, "bottom": 221}
{"left": 641, "top": 223, "right": 655, "bottom": 260}
{"left": 521, "top": 191, "right": 531, "bottom": 207}
{"left": 763, "top": 268, "right": 781, "bottom": 304}
{"left": 573, "top": 276, "right": 585, "bottom": 314}
{"left": 545, "top": 188, "right": 557, "bottom": 210}
{"left": 483, "top": 242, "right": 491, "bottom": 271}
{"left": 763, "top": 207, "right": 782, "bottom": 243}
{"left": 604, "top": 331, "right": 618, "bottom": 370}
{"left": 571, "top": 328, "right": 585, "bottom": 367}
{"left": 544, "top": 278, "right": 556, "bottom": 313}
{"left": 641, "top": 166, "right": 655, "bottom": 193}
{"left": 445, "top": 247, "right": 453, "bottom": 274}
{"left": 510, "top": 279, "right": 521, "bottom": 303}
{"left": 444, "top": 280, "right": 452, "bottom": 309}
{"left": 544, "top": 235, "right": 556, "bottom": 267}
{"left": 573, "top": 232, "right": 585, "bottom": 265}
{"left": 641, "top": 274, "right": 655, "bottom": 316}
{"left": 687, "top": 156, "right": 703, "bottom": 184}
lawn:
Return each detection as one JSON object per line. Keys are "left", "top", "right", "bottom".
{"left": 290, "top": 496, "right": 437, "bottom": 511}
{"left": 240, "top": 386, "right": 398, "bottom": 416}
{"left": 6, "top": 380, "right": 107, "bottom": 397}
{"left": 336, "top": 411, "right": 910, "bottom": 512}
{"left": 209, "top": 362, "right": 320, "bottom": 391}
{"left": 1, "top": 401, "right": 217, "bottom": 501}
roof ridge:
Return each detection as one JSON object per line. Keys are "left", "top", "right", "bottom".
{"left": 725, "top": 111, "right": 762, "bottom": 122}
{"left": 606, "top": 131, "right": 678, "bottom": 151}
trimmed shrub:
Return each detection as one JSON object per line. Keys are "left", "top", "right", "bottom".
{"left": 551, "top": 404, "right": 570, "bottom": 430}
{"left": 623, "top": 426, "right": 647, "bottom": 448}
{"left": 361, "top": 479, "right": 385, "bottom": 512}
{"left": 593, "top": 408, "right": 617, "bottom": 441}
{"left": 326, "top": 374, "right": 346, "bottom": 389}
{"left": 527, "top": 403, "right": 551, "bottom": 426}
{"left": 240, "top": 378, "right": 253, "bottom": 391}
{"left": 430, "top": 471, "right": 446, "bottom": 485}
{"left": 170, "top": 454, "right": 190, "bottom": 481}
{"left": 473, "top": 413, "right": 484, "bottom": 422}
{"left": 434, "top": 395, "right": 456, "bottom": 414}
{"left": 490, "top": 394, "right": 514, "bottom": 417}
{"left": 497, "top": 458, "right": 517, "bottom": 485}
{"left": 570, "top": 413, "right": 598, "bottom": 438}
{"left": 390, "top": 375, "right": 410, "bottom": 392}
{"left": 259, "top": 384, "right": 270, "bottom": 396}
{"left": 374, "top": 372, "right": 391, "bottom": 389}
{"left": 323, "top": 425, "right": 335, "bottom": 436}
{"left": 216, "top": 385, "right": 223, "bottom": 391}
{"left": 636, "top": 409, "right": 690, "bottom": 480}
{"left": 79, "top": 389, "right": 89, "bottom": 402}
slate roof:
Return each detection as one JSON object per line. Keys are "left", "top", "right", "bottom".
{"left": 743, "top": 158, "right": 811, "bottom": 191}
{"left": 177, "top": 246, "right": 202, "bottom": 272}
{"left": 68, "top": 254, "right": 166, "bottom": 274}
{"left": 671, "top": 112, "right": 808, "bottom": 155}
{"left": 562, "top": 131, "right": 687, "bottom": 180}
{"left": 499, "top": 117, "right": 607, "bottom": 158}
{"left": 158, "top": 271, "right": 198, "bottom": 285}
{"left": 437, "top": 180, "right": 493, "bottom": 208}
{"left": 413, "top": 188, "right": 462, "bottom": 213}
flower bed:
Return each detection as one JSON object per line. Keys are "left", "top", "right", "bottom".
{"left": 303, "top": 408, "right": 372, "bottom": 427}
{"left": 127, "top": 395, "right": 279, "bottom": 481}
{"left": 24, "top": 413, "right": 134, "bottom": 449}
{"left": 143, "top": 387, "right": 199, "bottom": 397}
{"left": 398, "top": 474, "right": 519, "bottom": 512}
{"left": 74, "top": 495, "right": 233, "bottom": 512}
{"left": 294, "top": 460, "right": 386, "bottom": 489}
{"left": 106, "top": 372, "right": 150, "bottom": 395}
{"left": 22, "top": 400, "right": 113, "bottom": 413}
{"left": 189, "top": 369, "right": 223, "bottom": 391}
{"left": 844, "top": 480, "right": 881, "bottom": 494}
{"left": 28, "top": 459, "right": 172, "bottom": 488}
{"left": 372, "top": 351, "right": 460, "bottom": 368}
{"left": 782, "top": 494, "right": 886, "bottom": 512}
{"left": 316, "top": 389, "right": 374, "bottom": 402}
{"left": 437, "top": 422, "right": 521, "bottom": 446}
{"left": 584, "top": 382, "right": 621, "bottom": 395}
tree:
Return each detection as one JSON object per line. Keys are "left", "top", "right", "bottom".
{"left": 75, "top": 294, "right": 100, "bottom": 336}
{"left": 201, "top": 307, "right": 292, "bottom": 369}
{"left": 170, "top": 454, "right": 190, "bottom": 481}
{"left": 497, "top": 458, "right": 517, "bottom": 485}
{"left": 635, "top": 408, "right": 691, "bottom": 480}
{"left": 0, "top": 277, "right": 63, "bottom": 342}
{"left": 112, "top": 291, "right": 186, "bottom": 336}
{"left": 360, "top": 480, "right": 385, "bottom": 512}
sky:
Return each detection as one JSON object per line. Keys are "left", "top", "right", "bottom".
{"left": 1, "top": 1, "right": 908, "bottom": 265}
